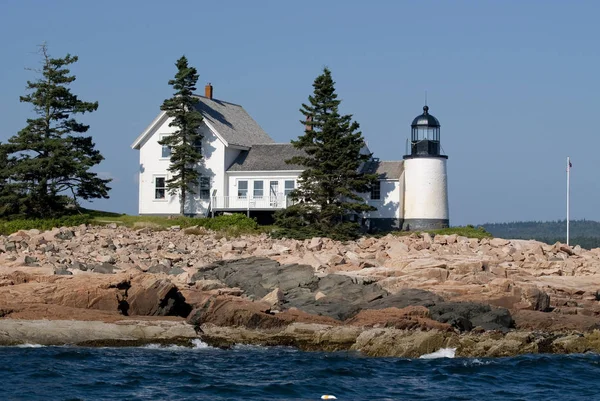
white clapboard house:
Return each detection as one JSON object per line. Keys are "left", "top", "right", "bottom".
{"left": 131, "top": 84, "right": 449, "bottom": 230}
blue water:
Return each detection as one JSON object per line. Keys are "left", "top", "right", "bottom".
{"left": 1, "top": 342, "right": 599, "bottom": 400}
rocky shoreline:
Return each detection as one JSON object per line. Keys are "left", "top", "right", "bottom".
{"left": 2, "top": 224, "right": 600, "bottom": 357}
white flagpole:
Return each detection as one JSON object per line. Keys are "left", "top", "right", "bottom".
{"left": 567, "top": 156, "right": 570, "bottom": 246}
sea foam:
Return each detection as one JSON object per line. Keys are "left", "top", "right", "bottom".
{"left": 419, "top": 347, "right": 456, "bottom": 359}
{"left": 142, "top": 339, "right": 211, "bottom": 350}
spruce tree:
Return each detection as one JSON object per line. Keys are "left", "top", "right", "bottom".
{"left": 3, "top": 44, "right": 110, "bottom": 217}
{"left": 276, "top": 67, "right": 378, "bottom": 239}
{"left": 158, "top": 56, "right": 204, "bottom": 215}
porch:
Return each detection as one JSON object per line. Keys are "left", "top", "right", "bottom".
{"left": 210, "top": 195, "right": 293, "bottom": 214}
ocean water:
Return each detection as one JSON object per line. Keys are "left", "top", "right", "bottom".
{"left": 1, "top": 342, "right": 599, "bottom": 400}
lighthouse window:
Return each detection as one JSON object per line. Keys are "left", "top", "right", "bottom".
{"left": 370, "top": 181, "right": 381, "bottom": 200}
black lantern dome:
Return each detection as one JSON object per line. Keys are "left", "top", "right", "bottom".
{"left": 411, "top": 105, "right": 440, "bottom": 127}
{"left": 404, "top": 105, "right": 447, "bottom": 159}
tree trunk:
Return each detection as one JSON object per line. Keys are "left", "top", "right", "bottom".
{"left": 180, "top": 189, "right": 185, "bottom": 216}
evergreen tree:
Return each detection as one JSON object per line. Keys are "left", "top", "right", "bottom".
{"left": 158, "top": 56, "right": 204, "bottom": 215}
{"left": 0, "top": 144, "right": 13, "bottom": 216}
{"left": 3, "top": 44, "right": 110, "bottom": 217}
{"left": 276, "top": 67, "right": 378, "bottom": 240}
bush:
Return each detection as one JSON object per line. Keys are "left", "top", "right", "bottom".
{"left": 0, "top": 214, "right": 92, "bottom": 235}
{"left": 195, "top": 213, "right": 259, "bottom": 232}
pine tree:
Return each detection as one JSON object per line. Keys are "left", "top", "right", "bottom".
{"left": 276, "top": 67, "right": 378, "bottom": 239}
{"left": 3, "top": 44, "right": 110, "bottom": 217}
{"left": 158, "top": 56, "right": 204, "bottom": 215}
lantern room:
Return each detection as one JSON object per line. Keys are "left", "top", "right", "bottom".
{"left": 405, "top": 105, "right": 445, "bottom": 158}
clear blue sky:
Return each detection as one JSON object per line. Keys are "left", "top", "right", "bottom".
{"left": 1, "top": 0, "right": 598, "bottom": 225}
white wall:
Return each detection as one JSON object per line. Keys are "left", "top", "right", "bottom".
{"left": 403, "top": 157, "right": 449, "bottom": 220}
{"left": 223, "top": 147, "right": 243, "bottom": 197}
{"left": 360, "top": 180, "right": 402, "bottom": 220}
{"left": 138, "top": 118, "right": 226, "bottom": 215}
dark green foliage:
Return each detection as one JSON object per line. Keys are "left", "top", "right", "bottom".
{"left": 275, "top": 68, "right": 378, "bottom": 240}
{"left": 0, "top": 215, "right": 92, "bottom": 235}
{"left": 483, "top": 220, "right": 600, "bottom": 249}
{"left": 159, "top": 56, "right": 204, "bottom": 215}
{"left": 0, "top": 144, "right": 18, "bottom": 216}
{"left": 0, "top": 44, "right": 110, "bottom": 218}
{"left": 195, "top": 214, "right": 259, "bottom": 231}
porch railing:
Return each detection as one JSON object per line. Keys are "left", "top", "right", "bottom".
{"left": 210, "top": 195, "right": 291, "bottom": 211}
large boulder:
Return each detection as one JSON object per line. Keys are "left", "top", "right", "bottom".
{"left": 345, "top": 306, "right": 452, "bottom": 331}
{"left": 127, "top": 275, "right": 192, "bottom": 317}
{"left": 367, "top": 288, "right": 444, "bottom": 310}
{"left": 194, "top": 257, "right": 317, "bottom": 299}
{"left": 351, "top": 328, "right": 452, "bottom": 357}
{"left": 429, "top": 302, "right": 514, "bottom": 332}
{"left": 187, "top": 296, "right": 285, "bottom": 330}
{"left": 195, "top": 257, "right": 388, "bottom": 320}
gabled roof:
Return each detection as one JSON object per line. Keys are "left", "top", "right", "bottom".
{"left": 360, "top": 160, "right": 404, "bottom": 180}
{"left": 131, "top": 95, "right": 273, "bottom": 149}
{"left": 195, "top": 96, "right": 273, "bottom": 147}
{"left": 227, "top": 143, "right": 306, "bottom": 172}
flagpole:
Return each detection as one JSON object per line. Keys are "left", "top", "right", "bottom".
{"left": 567, "top": 156, "right": 570, "bottom": 246}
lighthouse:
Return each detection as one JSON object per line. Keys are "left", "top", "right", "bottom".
{"left": 402, "top": 105, "right": 449, "bottom": 230}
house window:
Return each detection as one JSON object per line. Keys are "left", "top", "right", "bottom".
{"left": 238, "top": 180, "right": 248, "bottom": 198}
{"left": 284, "top": 180, "right": 295, "bottom": 196}
{"left": 253, "top": 181, "right": 264, "bottom": 198}
{"left": 370, "top": 181, "right": 381, "bottom": 200}
{"left": 161, "top": 144, "right": 171, "bottom": 158}
{"left": 160, "top": 135, "right": 171, "bottom": 158}
{"left": 155, "top": 177, "right": 166, "bottom": 199}
{"left": 199, "top": 177, "right": 210, "bottom": 200}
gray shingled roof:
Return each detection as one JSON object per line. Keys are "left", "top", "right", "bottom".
{"left": 227, "top": 144, "right": 306, "bottom": 172}
{"left": 360, "top": 160, "right": 403, "bottom": 179}
{"left": 194, "top": 95, "right": 274, "bottom": 147}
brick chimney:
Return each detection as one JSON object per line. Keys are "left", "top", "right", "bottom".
{"left": 205, "top": 83, "right": 213, "bottom": 100}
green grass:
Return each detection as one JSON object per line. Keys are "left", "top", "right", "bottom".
{"left": 426, "top": 225, "right": 493, "bottom": 239}
{"left": 0, "top": 209, "right": 266, "bottom": 237}
{"left": 89, "top": 212, "right": 266, "bottom": 238}
{"left": 0, "top": 215, "right": 92, "bottom": 236}
{"left": 1, "top": 208, "right": 492, "bottom": 241}
{"left": 390, "top": 225, "right": 493, "bottom": 240}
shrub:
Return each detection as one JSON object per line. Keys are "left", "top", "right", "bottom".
{"left": 195, "top": 214, "right": 258, "bottom": 232}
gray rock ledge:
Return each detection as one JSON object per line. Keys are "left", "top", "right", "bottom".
{"left": 0, "top": 319, "right": 198, "bottom": 346}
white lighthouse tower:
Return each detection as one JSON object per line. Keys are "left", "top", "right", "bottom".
{"left": 402, "top": 105, "right": 449, "bottom": 230}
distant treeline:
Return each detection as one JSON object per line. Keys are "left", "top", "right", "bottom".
{"left": 481, "top": 220, "right": 600, "bottom": 250}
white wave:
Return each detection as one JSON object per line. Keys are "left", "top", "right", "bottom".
{"left": 191, "top": 339, "right": 210, "bottom": 349}
{"left": 419, "top": 347, "right": 456, "bottom": 359}
{"left": 15, "top": 343, "right": 46, "bottom": 348}
{"left": 142, "top": 339, "right": 211, "bottom": 350}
